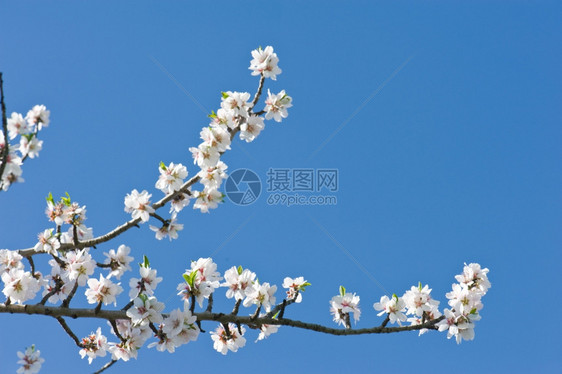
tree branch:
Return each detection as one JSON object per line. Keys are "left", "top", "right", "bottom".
{"left": 0, "top": 303, "right": 445, "bottom": 337}
{"left": 0, "top": 72, "right": 9, "bottom": 188}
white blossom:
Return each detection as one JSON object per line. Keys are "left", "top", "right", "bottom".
{"left": 17, "top": 345, "right": 44, "bottom": 374}
{"left": 155, "top": 162, "right": 188, "bottom": 194}
{"left": 85, "top": 274, "right": 123, "bottom": 306}
{"left": 124, "top": 189, "right": 154, "bottom": 223}
{"left": 222, "top": 266, "right": 256, "bottom": 301}
{"left": 25, "top": 105, "right": 50, "bottom": 130}
{"left": 282, "top": 276, "right": 309, "bottom": 303}
{"left": 211, "top": 323, "right": 246, "bottom": 355}
{"left": 330, "top": 287, "right": 361, "bottom": 328}
{"left": 103, "top": 245, "right": 134, "bottom": 280}
{"left": 239, "top": 115, "right": 264, "bottom": 143}
{"left": 129, "top": 265, "right": 162, "bottom": 299}
{"left": 243, "top": 282, "right": 277, "bottom": 312}
{"left": 249, "top": 46, "right": 282, "bottom": 80}
{"left": 373, "top": 294, "right": 407, "bottom": 326}
{"left": 265, "top": 89, "right": 292, "bottom": 122}
{"left": 79, "top": 327, "right": 108, "bottom": 364}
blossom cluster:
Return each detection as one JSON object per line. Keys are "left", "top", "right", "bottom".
{"left": 120, "top": 46, "right": 292, "bottom": 244}
{"left": 329, "top": 263, "right": 491, "bottom": 344}
{"left": 436, "top": 263, "right": 491, "bottom": 343}
{"left": 1, "top": 105, "right": 49, "bottom": 191}
{"left": 16, "top": 345, "right": 44, "bottom": 374}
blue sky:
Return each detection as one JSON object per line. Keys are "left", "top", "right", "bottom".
{"left": 1, "top": 1, "right": 561, "bottom": 373}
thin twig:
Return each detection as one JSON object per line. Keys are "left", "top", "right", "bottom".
{"left": 206, "top": 293, "right": 213, "bottom": 313}
{"left": 249, "top": 74, "right": 266, "bottom": 110}
{"left": 93, "top": 359, "right": 118, "bottom": 374}
{"left": 25, "top": 256, "right": 36, "bottom": 276}
{"left": 62, "top": 281, "right": 78, "bottom": 308}
{"left": 55, "top": 316, "right": 83, "bottom": 347}
{"left": 109, "top": 319, "right": 126, "bottom": 343}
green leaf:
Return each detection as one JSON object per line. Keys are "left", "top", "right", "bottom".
{"left": 182, "top": 273, "right": 190, "bottom": 284}
{"left": 208, "top": 110, "right": 217, "bottom": 119}
{"left": 418, "top": 281, "right": 422, "bottom": 291}
{"left": 187, "top": 270, "right": 198, "bottom": 287}
{"left": 237, "top": 265, "right": 243, "bottom": 275}
{"left": 138, "top": 293, "right": 148, "bottom": 303}
{"left": 392, "top": 293, "right": 398, "bottom": 301}
{"left": 159, "top": 161, "right": 167, "bottom": 171}
{"left": 221, "top": 92, "right": 229, "bottom": 99}
{"left": 140, "top": 255, "right": 150, "bottom": 268}
{"left": 339, "top": 285, "right": 346, "bottom": 296}
{"left": 61, "top": 192, "right": 71, "bottom": 206}
{"left": 46, "top": 192, "right": 54, "bottom": 205}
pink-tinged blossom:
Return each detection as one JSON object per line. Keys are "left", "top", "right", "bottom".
{"left": 42, "top": 259, "right": 72, "bottom": 304}
{"left": 103, "top": 245, "right": 134, "bottom": 280}
{"left": 65, "top": 249, "right": 95, "bottom": 287}
{"left": 7, "top": 112, "right": 31, "bottom": 140}
{"left": 403, "top": 284, "right": 440, "bottom": 317}
{"left": 25, "top": 105, "right": 50, "bottom": 130}
{"left": 0, "top": 150, "right": 24, "bottom": 190}
{"left": 200, "top": 126, "right": 231, "bottom": 152}
{"left": 282, "top": 276, "right": 309, "bottom": 303}
{"left": 373, "top": 294, "right": 407, "bottom": 326}
{"left": 211, "top": 323, "right": 246, "bottom": 355}
{"left": 162, "top": 308, "right": 199, "bottom": 345}
{"left": 210, "top": 108, "right": 238, "bottom": 130}
{"left": 126, "top": 295, "right": 164, "bottom": 326}
{"left": 239, "top": 115, "right": 264, "bottom": 143}
{"left": 85, "top": 274, "right": 123, "bottom": 306}
{"left": 455, "top": 263, "right": 491, "bottom": 293}
{"left": 16, "top": 345, "right": 44, "bottom": 374}
{"left": 437, "top": 308, "right": 477, "bottom": 344}
{"left": 149, "top": 308, "right": 199, "bottom": 353}
{"left": 169, "top": 192, "right": 191, "bottom": 213}
{"left": 330, "top": 287, "right": 361, "bottom": 328}
{"left": 222, "top": 266, "right": 256, "bottom": 301}
{"left": 446, "top": 283, "right": 484, "bottom": 316}
{"left": 243, "top": 282, "right": 277, "bottom": 312}
{"left": 108, "top": 320, "right": 151, "bottom": 361}
{"left": 0, "top": 249, "right": 23, "bottom": 273}
{"left": 128, "top": 266, "right": 162, "bottom": 299}
{"left": 255, "top": 316, "right": 280, "bottom": 342}
{"left": 79, "top": 327, "right": 108, "bottom": 364}
{"left": 220, "top": 91, "right": 250, "bottom": 119}
{"left": 149, "top": 213, "right": 183, "bottom": 241}
{"left": 45, "top": 201, "right": 68, "bottom": 226}
{"left": 177, "top": 258, "right": 222, "bottom": 307}
{"left": 192, "top": 188, "right": 223, "bottom": 213}
{"left": 189, "top": 144, "right": 220, "bottom": 169}
{"left": 2, "top": 268, "right": 41, "bottom": 304}
{"left": 198, "top": 161, "right": 228, "bottom": 189}
{"left": 124, "top": 189, "right": 154, "bottom": 223}
{"left": 249, "top": 46, "right": 282, "bottom": 80}
{"left": 19, "top": 136, "right": 42, "bottom": 159}
{"left": 265, "top": 89, "right": 292, "bottom": 122}
{"left": 155, "top": 162, "right": 188, "bottom": 194}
